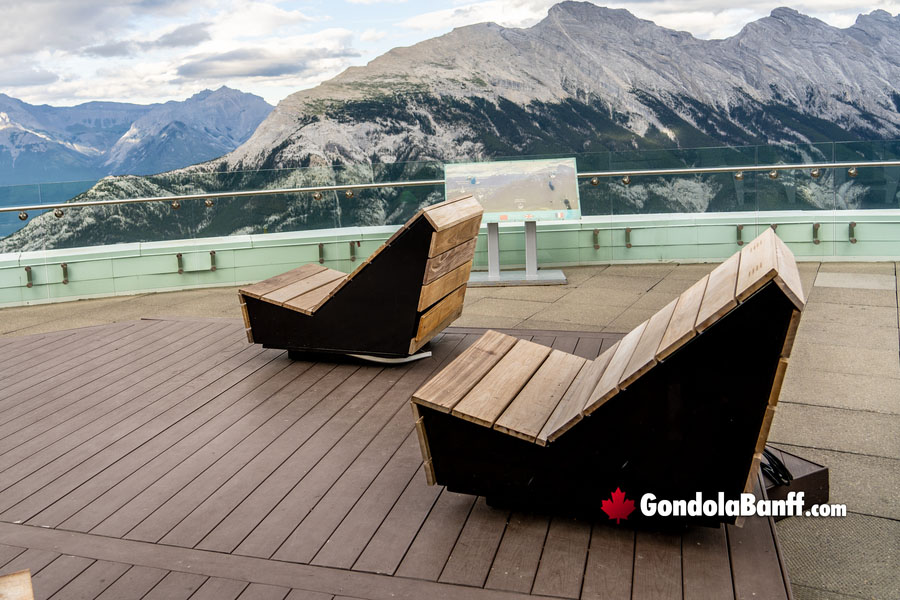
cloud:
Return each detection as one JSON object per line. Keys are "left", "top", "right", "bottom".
{"left": 0, "top": 0, "right": 204, "bottom": 56}
{"left": 0, "top": 65, "right": 60, "bottom": 87}
{"left": 82, "top": 41, "right": 140, "bottom": 58}
{"left": 81, "top": 22, "right": 213, "bottom": 57}
{"left": 398, "top": 0, "right": 554, "bottom": 30}
{"left": 155, "top": 22, "right": 213, "bottom": 47}
{"left": 210, "top": 1, "right": 315, "bottom": 40}
{"left": 360, "top": 28, "right": 387, "bottom": 42}
{"left": 175, "top": 46, "right": 360, "bottom": 79}
{"left": 346, "top": 0, "right": 407, "bottom": 4}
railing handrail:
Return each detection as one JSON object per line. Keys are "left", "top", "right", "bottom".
{"left": 2, "top": 160, "right": 899, "bottom": 215}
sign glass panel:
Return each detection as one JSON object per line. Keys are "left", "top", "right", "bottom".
{"left": 444, "top": 157, "right": 581, "bottom": 223}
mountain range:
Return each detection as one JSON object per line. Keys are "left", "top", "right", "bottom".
{"left": 3, "top": 2, "right": 900, "bottom": 251}
{"left": 226, "top": 2, "right": 900, "bottom": 170}
{"left": 0, "top": 87, "right": 272, "bottom": 186}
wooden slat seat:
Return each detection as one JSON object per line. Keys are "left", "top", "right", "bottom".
{"left": 238, "top": 195, "right": 483, "bottom": 358}
{"left": 411, "top": 228, "right": 806, "bottom": 523}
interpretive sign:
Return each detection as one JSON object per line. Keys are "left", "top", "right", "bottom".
{"left": 444, "top": 157, "right": 581, "bottom": 223}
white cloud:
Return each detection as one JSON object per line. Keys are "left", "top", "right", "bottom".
{"left": 0, "top": 63, "right": 59, "bottom": 87}
{"left": 0, "top": 0, "right": 203, "bottom": 56}
{"left": 209, "top": 1, "right": 314, "bottom": 41}
{"left": 398, "top": 0, "right": 553, "bottom": 30}
{"left": 360, "top": 28, "right": 388, "bottom": 42}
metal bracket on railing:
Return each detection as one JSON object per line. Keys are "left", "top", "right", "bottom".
{"left": 318, "top": 243, "right": 325, "bottom": 264}
{"left": 593, "top": 229, "right": 600, "bottom": 250}
{"left": 770, "top": 223, "right": 778, "bottom": 231}
{"left": 24, "top": 266, "right": 32, "bottom": 288}
{"left": 625, "top": 227, "right": 632, "bottom": 249}
{"left": 176, "top": 253, "right": 184, "bottom": 274}
{"left": 61, "top": 263, "right": 68, "bottom": 284}
{"left": 349, "top": 240, "right": 360, "bottom": 261}
{"left": 849, "top": 222, "right": 857, "bottom": 243}
{"left": 736, "top": 224, "right": 744, "bottom": 246}
{"left": 812, "top": 223, "right": 820, "bottom": 245}
{"left": 209, "top": 251, "right": 217, "bottom": 271}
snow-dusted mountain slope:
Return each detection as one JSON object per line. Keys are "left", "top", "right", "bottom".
{"left": 0, "top": 87, "right": 272, "bottom": 185}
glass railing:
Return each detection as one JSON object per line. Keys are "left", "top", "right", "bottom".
{"left": 1, "top": 141, "right": 899, "bottom": 254}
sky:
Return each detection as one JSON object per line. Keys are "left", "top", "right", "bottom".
{"left": 2, "top": 0, "right": 899, "bottom": 108}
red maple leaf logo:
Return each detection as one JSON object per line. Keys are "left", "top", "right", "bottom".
{"left": 601, "top": 488, "right": 636, "bottom": 524}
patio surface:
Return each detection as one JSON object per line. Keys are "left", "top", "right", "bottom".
{"left": 0, "top": 261, "right": 898, "bottom": 599}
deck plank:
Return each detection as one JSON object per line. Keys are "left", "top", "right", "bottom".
{"left": 189, "top": 576, "right": 249, "bottom": 600}
{"left": 141, "top": 571, "right": 208, "bottom": 600}
{"left": 580, "top": 525, "right": 634, "bottom": 600}
{"left": 272, "top": 420, "right": 418, "bottom": 564}
{"left": 631, "top": 531, "right": 681, "bottom": 600}
{"left": 0, "top": 544, "right": 26, "bottom": 568}
{"left": 0, "top": 321, "right": 201, "bottom": 430}
{"left": 49, "top": 558, "right": 130, "bottom": 600}
{"left": 305, "top": 433, "right": 423, "bottom": 568}
{"left": 94, "top": 566, "right": 169, "bottom": 600}
{"left": 531, "top": 516, "right": 591, "bottom": 599}
{"left": 682, "top": 525, "right": 734, "bottom": 600}
{"left": 351, "top": 468, "right": 442, "bottom": 575}
{"left": 30, "top": 554, "right": 94, "bottom": 599}
{"left": 438, "top": 497, "right": 509, "bottom": 587}
{"left": 484, "top": 512, "right": 548, "bottom": 594}
{"left": 236, "top": 582, "right": 292, "bottom": 600}
{"left": 728, "top": 487, "right": 790, "bottom": 600}
{"left": 0, "top": 325, "right": 121, "bottom": 378}
{"left": 394, "top": 489, "right": 476, "bottom": 581}
{"left": 0, "top": 548, "right": 60, "bottom": 578}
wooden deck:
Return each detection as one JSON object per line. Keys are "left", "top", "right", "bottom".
{"left": 0, "top": 318, "right": 793, "bottom": 600}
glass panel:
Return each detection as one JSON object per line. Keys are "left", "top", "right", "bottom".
{"left": 0, "top": 183, "right": 42, "bottom": 252}
{"left": 833, "top": 140, "right": 900, "bottom": 210}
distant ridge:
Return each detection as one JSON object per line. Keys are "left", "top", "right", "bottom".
{"left": 0, "top": 87, "right": 272, "bottom": 185}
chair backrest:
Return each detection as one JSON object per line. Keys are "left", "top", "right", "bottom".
{"left": 408, "top": 195, "right": 483, "bottom": 352}
{"left": 541, "top": 226, "right": 805, "bottom": 443}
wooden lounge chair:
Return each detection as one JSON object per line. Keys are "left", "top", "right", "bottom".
{"left": 411, "top": 228, "right": 804, "bottom": 523}
{"left": 239, "top": 194, "right": 483, "bottom": 359}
